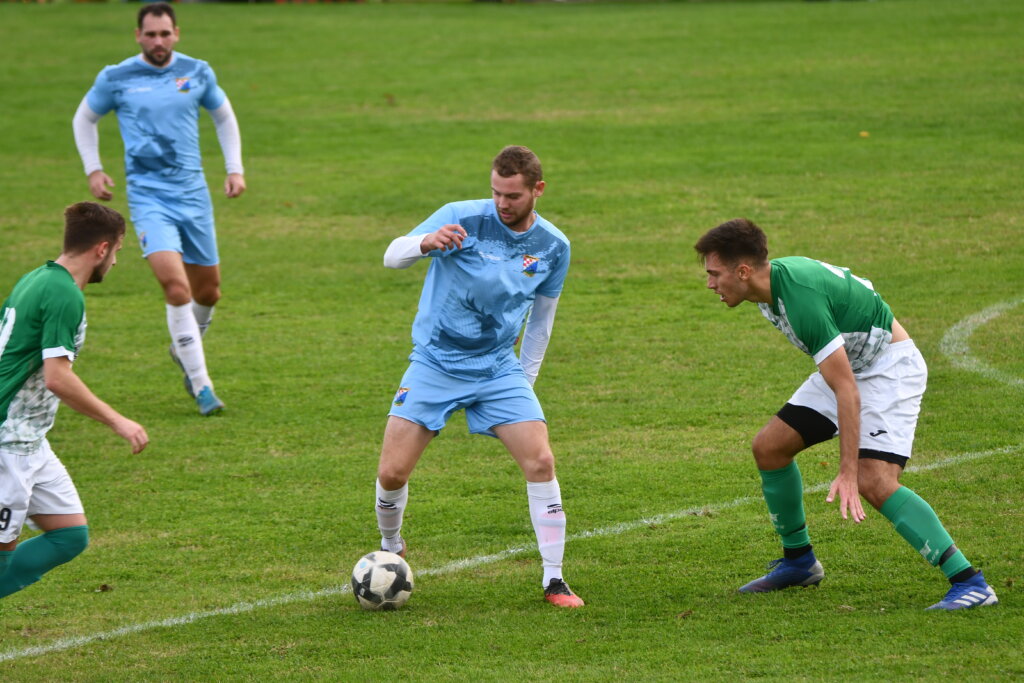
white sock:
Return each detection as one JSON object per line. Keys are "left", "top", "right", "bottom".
{"left": 376, "top": 479, "right": 408, "bottom": 553}
{"left": 191, "top": 302, "right": 214, "bottom": 337}
{"left": 527, "top": 478, "right": 566, "bottom": 587}
{"left": 167, "top": 303, "right": 212, "bottom": 391}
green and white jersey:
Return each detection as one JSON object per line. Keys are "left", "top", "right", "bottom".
{"left": 0, "top": 262, "right": 86, "bottom": 454}
{"left": 758, "top": 256, "right": 894, "bottom": 373}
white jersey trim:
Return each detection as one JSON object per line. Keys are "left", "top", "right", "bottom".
{"left": 42, "top": 346, "right": 76, "bottom": 361}
{"left": 812, "top": 335, "right": 844, "bottom": 366}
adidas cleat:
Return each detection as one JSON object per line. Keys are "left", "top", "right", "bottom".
{"left": 544, "top": 578, "right": 585, "bottom": 608}
{"left": 739, "top": 553, "right": 825, "bottom": 593}
{"left": 926, "top": 571, "right": 998, "bottom": 611}
{"left": 169, "top": 344, "right": 195, "bottom": 398}
{"left": 195, "top": 386, "right": 224, "bottom": 416}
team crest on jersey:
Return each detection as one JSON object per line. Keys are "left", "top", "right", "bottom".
{"left": 139, "top": 232, "right": 147, "bottom": 249}
{"left": 175, "top": 78, "right": 192, "bottom": 93}
{"left": 393, "top": 387, "right": 410, "bottom": 406}
{"left": 522, "top": 255, "right": 539, "bottom": 277}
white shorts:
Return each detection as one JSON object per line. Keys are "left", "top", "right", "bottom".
{"left": 0, "top": 440, "right": 84, "bottom": 543}
{"left": 787, "top": 340, "right": 927, "bottom": 458}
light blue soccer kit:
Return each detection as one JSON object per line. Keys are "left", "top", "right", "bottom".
{"left": 85, "top": 53, "right": 226, "bottom": 265}
{"left": 390, "top": 199, "right": 571, "bottom": 436}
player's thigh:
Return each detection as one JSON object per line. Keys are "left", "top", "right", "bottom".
{"left": 377, "top": 416, "right": 435, "bottom": 486}
{"left": 492, "top": 420, "right": 555, "bottom": 482}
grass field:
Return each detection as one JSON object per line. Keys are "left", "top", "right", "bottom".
{"left": 1, "top": 0, "right": 1022, "bottom": 679}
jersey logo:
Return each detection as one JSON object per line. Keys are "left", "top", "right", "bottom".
{"left": 175, "top": 77, "right": 192, "bottom": 93}
{"left": 522, "top": 255, "right": 539, "bottom": 277}
{"left": 393, "top": 387, "right": 409, "bottom": 406}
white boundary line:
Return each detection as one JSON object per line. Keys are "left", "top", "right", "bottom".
{"left": 940, "top": 297, "right": 1024, "bottom": 388}
{"left": 1, "top": 442, "right": 1019, "bottom": 665}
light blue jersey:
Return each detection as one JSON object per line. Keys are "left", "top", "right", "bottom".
{"left": 408, "top": 199, "right": 570, "bottom": 379}
{"left": 86, "top": 52, "right": 225, "bottom": 192}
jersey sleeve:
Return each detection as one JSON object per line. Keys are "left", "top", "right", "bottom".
{"left": 785, "top": 288, "right": 843, "bottom": 363}
{"left": 537, "top": 241, "right": 570, "bottom": 298}
{"left": 409, "top": 204, "right": 463, "bottom": 258}
{"left": 85, "top": 69, "right": 116, "bottom": 116}
{"left": 199, "top": 62, "right": 227, "bottom": 111}
{"left": 39, "top": 287, "right": 84, "bottom": 361}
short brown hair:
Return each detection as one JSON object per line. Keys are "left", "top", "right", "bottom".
{"left": 138, "top": 2, "right": 176, "bottom": 29}
{"left": 492, "top": 145, "right": 543, "bottom": 187}
{"left": 63, "top": 202, "right": 126, "bottom": 255}
{"left": 694, "top": 218, "right": 769, "bottom": 267}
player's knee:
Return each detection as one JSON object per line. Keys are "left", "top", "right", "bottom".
{"left": 522, "top": 451, "right": 555, "bottom": 481}
{"left": 376, "top": 465, "right": 410, "bottom": 491}
{"left": 161, "top": 279, "right": 193, "bottom": 305}
{"left": 193, "top": 284, "right": 221, "bottom": 307}
{"left": 857, "top": 468, "right": 900, "bottom": 510}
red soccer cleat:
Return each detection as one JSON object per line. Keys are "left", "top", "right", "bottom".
{"left": 544, "top": 578, "right": 585, "bottom": 608}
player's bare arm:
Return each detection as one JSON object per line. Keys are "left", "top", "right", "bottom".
{"left": 818, "top": 347, "right": 866, "bottom": 523}
{"left": 420, "top": 224, "right": 467, "bottom": 253}
{"left": 43, "top": 356, "right": 149, "bottom": 454}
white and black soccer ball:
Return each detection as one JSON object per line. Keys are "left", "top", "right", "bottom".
{"left": 351, "top": 551, "right": 414, "bottom": 611}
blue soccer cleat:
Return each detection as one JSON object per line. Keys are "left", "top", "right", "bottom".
{"left": 739, "top": 552, "right": 825, "bottom": 593}
{"left": 926, "top": 571, "right": 998, "bottom": 611}
{"left": 195, "top": 386, "right": 224, "bottom": 416}
{"left": 169, "top": 344, "right": 195, "bottom": 398}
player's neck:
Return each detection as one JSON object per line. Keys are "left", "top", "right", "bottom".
{"left": 747, "top": 264, "right": 773, "bottom": 304}
{"left": 54, "top": 254, "right": 91, "bottom": 291}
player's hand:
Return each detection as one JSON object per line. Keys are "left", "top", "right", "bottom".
{"left": 826, "top": 470, "right": 866, "bottom": 523}
{"left": 225, "top": 173, "right": 246, "bottom": 198}
{"left": 421, "top": 224, "right": 467, "bottom": 253}
{"left": 88, "top": 170, "right": 115, "bottom": 201}
{"left": 112, "top": 417, "right": 149, "bottom": 454}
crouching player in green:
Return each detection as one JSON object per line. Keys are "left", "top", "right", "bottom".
{"left": 694, "top": 218, "right": 997, "bottom": 610}
{"left": 1, "top": 202, "right": 148, "bottom": 599}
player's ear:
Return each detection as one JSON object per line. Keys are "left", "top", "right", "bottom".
{"left": 94, "top": 240, "right": 111, "bottom": 262}
{"left": 533, "top": 180, "right": 545, "bottom": 198}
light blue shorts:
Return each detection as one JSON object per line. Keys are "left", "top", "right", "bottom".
{"left": 388, "top": 361, "right": 545, "bottom": 437}
{"left": 127, "top": 184, "right": 218, "bottom": 266}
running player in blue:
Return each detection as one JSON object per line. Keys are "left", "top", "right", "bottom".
{"left": 375, "top": 146, "right": 583, "bottom": 607}
{"left": 695, "top": 218, "right": 997, "bottom": 610}
{"left": 72, "top": 3, "right": 245, "bottom": 416}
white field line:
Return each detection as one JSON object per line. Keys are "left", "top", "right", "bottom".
{"left": 1, "top": 442, "right": 1019, "bottom": 665}
{"left": 940, "top": 297, "right": 1024, "bottom": 388}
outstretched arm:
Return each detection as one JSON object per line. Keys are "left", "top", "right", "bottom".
{"left": 72, "top": 97, "right": 114, "bottom": 201}
{"left": 43, "top": 357, "right": 148, "bottom": 454}
{"left": 383, "top": 224, "right": 467, "bottom": 269}
{"left": 819, "top": 347, "right": 865, "bottom": 523}
{"left": 519, "top": 294, "right": 560, "bottom": 386}
{"left": 209, "top": 98, "right": 245, "bottom": 198}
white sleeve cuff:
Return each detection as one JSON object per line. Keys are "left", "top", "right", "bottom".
{"left": 383, "top": 234, "right": 426, "bottom": 269}
{"left": 42, "top": 346, "right": 76, "bottom": 361}
{"left": 209, "top": 99, "right": 244, "bottom": 176}
{"left": 72, "top": 97, "right": 104, "bottom": 176}
{"left": 519, "top": 295, "right": 559, "bottom": 385}
{"left": 813, "top": 335, "right": 845, "bottom": 366}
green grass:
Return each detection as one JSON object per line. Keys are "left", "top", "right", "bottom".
{"left": 1, "top": 0, "right": 1022, "bottom": 679}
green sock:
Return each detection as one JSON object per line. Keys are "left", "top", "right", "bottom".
{"left": 0, "top": 550, "right": 12, "bottom": 576}
{"left": 880, "top": 487, "right": 971, "bottom": 579}
{"left": 759, "top": 461, "right": 811, "bottom": 549}
{"left": 0, "top": 526, "right": 89, "bottom": 599}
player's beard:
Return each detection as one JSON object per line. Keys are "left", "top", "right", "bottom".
{"left": 143, "top": 47, "right": 172, "bottom": 67}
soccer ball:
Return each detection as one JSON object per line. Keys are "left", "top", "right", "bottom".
{"left": 351, "top": 551, "right": 414, "bottom": 611}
